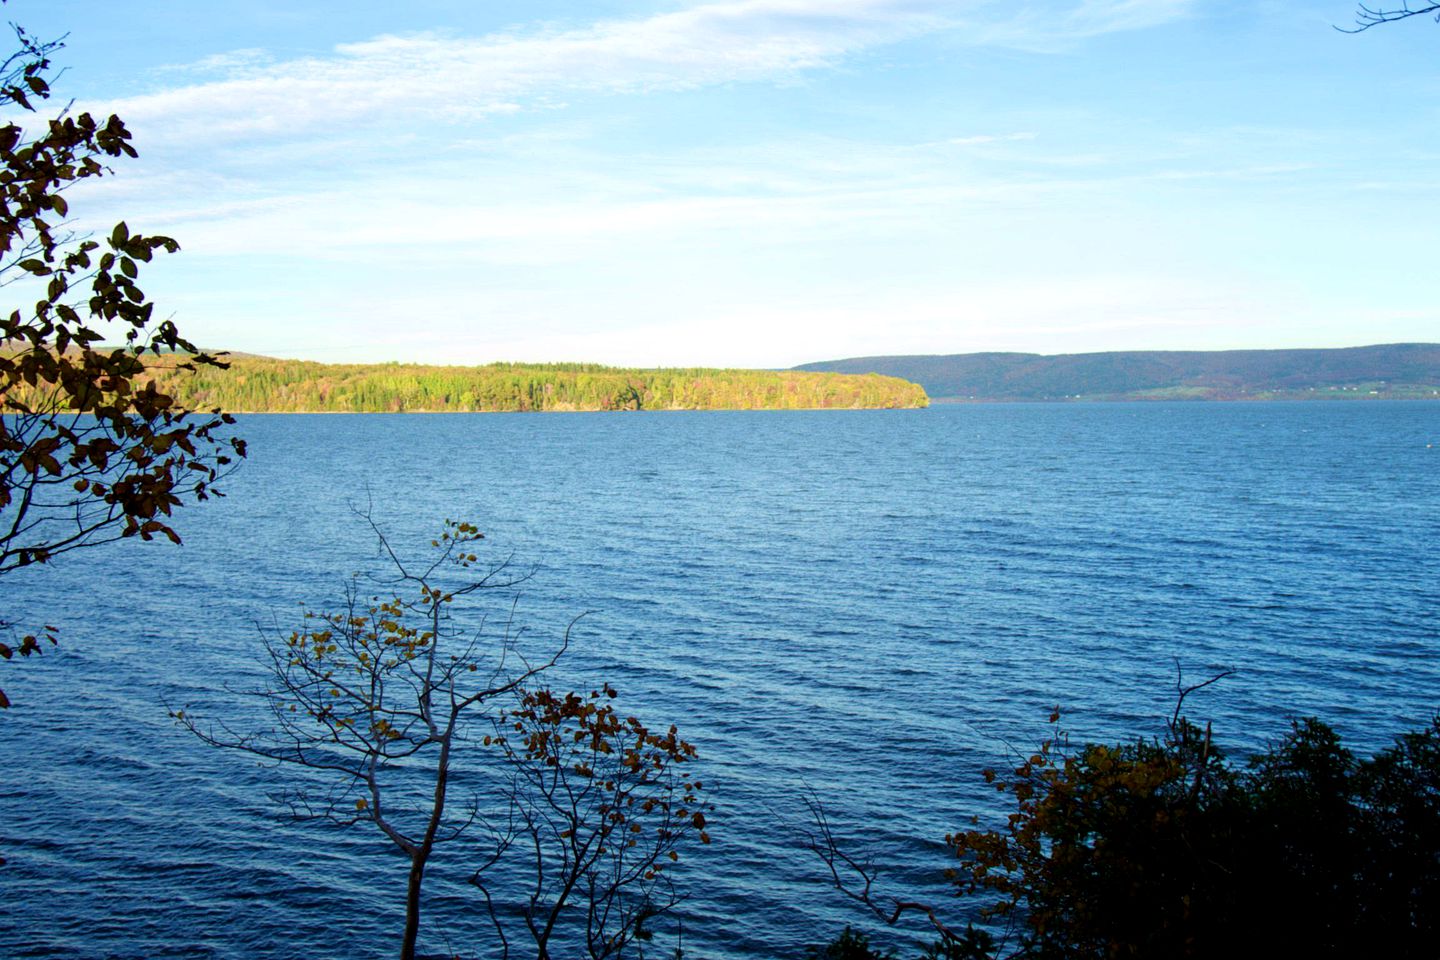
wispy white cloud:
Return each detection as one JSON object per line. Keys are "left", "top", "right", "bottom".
{"left": 100, "top": 0, "right": 1191, "bottom": 145}
{"left": 970, "top": 0, "right": 1193, "bottom": 50}
{"left": 1064, "top": 0, "right": 1194, "bottom": 35}
{"left": 157, "top": 48, "right": 274, "bottom": 74}
{"left": 947, "top": 132, "right": 1037, "bottom": 146}
{"left": 110, "top": 1, "right": 933, "bottom": 142}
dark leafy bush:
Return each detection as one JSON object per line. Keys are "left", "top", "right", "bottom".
{"left": 819, "top": 711, "right": 1440, "bottom": 959}
{"left": 806, "top": 926, "right": 895, "bottom": 960}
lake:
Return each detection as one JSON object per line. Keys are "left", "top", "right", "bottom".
{"left": 2, "top": 402, "right": 1437, "bottom": 958}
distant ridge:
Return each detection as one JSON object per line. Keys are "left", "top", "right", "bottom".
{"left": 795, "top": 343, "right": 1440, "bottom": 401}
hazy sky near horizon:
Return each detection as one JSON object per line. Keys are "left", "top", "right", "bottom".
{"left": 12, "top": 1, "right": 1439, "bottom": 366}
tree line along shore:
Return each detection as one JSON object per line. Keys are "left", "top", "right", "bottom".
{"left": 103, "top": 355, "right": 931, "bottom": 413}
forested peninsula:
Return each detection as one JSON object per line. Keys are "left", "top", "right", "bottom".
{"left": 129, "top": 356, "right": 929, "bottom": 412}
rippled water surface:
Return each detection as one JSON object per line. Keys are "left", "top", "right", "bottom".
{"left": 2, "top": 403, "right": 1438, "bottom": 958}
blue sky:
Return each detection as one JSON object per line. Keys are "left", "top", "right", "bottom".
{"left": 12, "top": 1, "right": 1440, "bottom": 366}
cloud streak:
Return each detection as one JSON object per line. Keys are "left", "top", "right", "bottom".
{"left": 105, "top": 0, "right": 1191, "bottom": 144}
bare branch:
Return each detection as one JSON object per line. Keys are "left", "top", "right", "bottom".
{"left": 1169, "top": 660, "right": 1236, "bottom": 736}
{"left": 1338, "top": 2, "right": 1440, "bottom": 32}
{"left": 805, "top": 790, "right": 967, "bottom": 947}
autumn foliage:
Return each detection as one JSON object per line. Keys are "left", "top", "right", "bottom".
{"left": 0, "top": 24, "right": 243, "bottom": 707}
{"left": 115, "top": 355, "right": 930, "bottom": 413}
{"left": 0, "top": 28, "right": 243, "bottom": 568}
{"left": 939, "top": 708, "right": 1440, "bottom": 957}
{"left": 815, "top": 702, "right": 1440, "bottom": 960}
{"left": 477, "top": 683, "right": 709, "bottom": 958}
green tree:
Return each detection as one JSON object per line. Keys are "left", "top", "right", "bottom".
{"left": 0, "top": 20, "right": 244, "bottom": 705}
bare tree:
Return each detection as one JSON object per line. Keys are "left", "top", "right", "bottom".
{"left": 177, "top": 517, "right": 711, "bottom": 960}
{"left": 1339, "top": 2, "right": 1440, "bottom": 31}
{"left": 175, "top": 516, "right": 563, "bottom": 960}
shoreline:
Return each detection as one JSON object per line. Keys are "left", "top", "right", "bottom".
{"left": 929, "top": 394, "right": 1440, "bottom": 404}
{"left": 204, "top": 403, "right": 931, "bottom": 414}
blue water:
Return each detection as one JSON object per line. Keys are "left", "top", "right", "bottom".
{"left": 2, "top": 402, "right": 1437, "bottom": 959}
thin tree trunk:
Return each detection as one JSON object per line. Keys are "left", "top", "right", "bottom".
{"left": 401, "top": 729, "right": 453, "bottom": 960}
{"left": 402, "top": 848, "right": 428, "bottom": 960}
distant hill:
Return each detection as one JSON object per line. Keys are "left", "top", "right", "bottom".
{"left": 796, "top": 343, "right": 1440, "bottom": 401}
{"left": 93, "top": 356, "right": 928, "bottom": 412}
